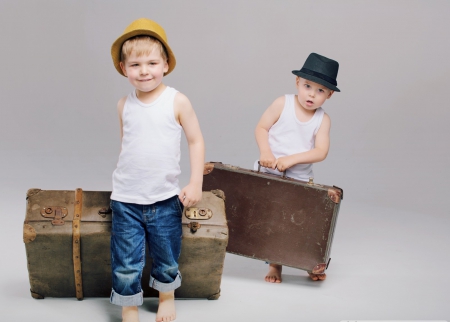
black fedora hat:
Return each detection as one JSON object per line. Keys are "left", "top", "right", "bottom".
{"left": 292, "top": 53, "right": 340, "bottom": 92}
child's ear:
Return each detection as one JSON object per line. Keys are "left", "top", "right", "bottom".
{"left": 163, "top": 60, "right": 169, "bottom": 74}
{"left": 119, "top": 62, "right": 127, "bottom": 77}
{"left": 327, "top": 90, "right": 334, "bottom": 99}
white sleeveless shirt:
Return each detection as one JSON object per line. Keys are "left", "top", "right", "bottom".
{"left": 254, "top": 94, "right": 325, "bottom": 182}
{"left": 111, "top": 86, "right": 181, "bottom": 204}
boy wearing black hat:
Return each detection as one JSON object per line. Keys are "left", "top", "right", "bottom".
{"left": 254, "top": 53, "right": 340, "bottom": 283}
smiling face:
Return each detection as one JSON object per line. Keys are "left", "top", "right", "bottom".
{"left": 119, "top": 48, "right": 168, "bottom": 94}
{"left": 295, "top": 77, "right": 334, "bottom": 110}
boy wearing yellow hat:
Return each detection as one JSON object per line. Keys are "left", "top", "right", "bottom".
{"left": 254, "top": 53, "right": 340, "bottom": 283}
{"left": 110, "top": 18, "right": 204, "bottom": 322}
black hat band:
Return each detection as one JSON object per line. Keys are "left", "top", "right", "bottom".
{"left": 299, "top": 68, "right": 337, "bottom": 86}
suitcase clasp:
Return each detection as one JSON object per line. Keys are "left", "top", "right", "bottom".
{"left": 40, "top": 207, "right": 68, "bottom": 226}
{"left": 187, "top": 222, "right": 201, "bottom": 233}
{"left": 185, "top": 207, "right": 213, "bottom": 220}
{"left": 98, "top": 207, "right": 112, "bottom": 218}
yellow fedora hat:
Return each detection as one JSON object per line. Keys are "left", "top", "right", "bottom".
{"left": 111, "top": 18, "right": 176, "bottom": 76}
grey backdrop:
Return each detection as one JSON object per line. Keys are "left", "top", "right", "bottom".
{"left": 1, "top": 1, "right": 449, "bottom": 321}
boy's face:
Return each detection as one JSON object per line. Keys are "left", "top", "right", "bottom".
{"left": 295, "top": 77, "right": 334, "bottom": 110}
{"left": 119, "top": 49, "right": 168, "bottom": 93}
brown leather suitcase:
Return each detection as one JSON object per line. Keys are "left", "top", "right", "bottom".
{"left": 202, "top": 162, "right": 342, "bottom": 275}
{"left": 23, "top": 189, "right": 227, "bottom": 300}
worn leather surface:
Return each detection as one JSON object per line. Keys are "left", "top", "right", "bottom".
{"left": 202, "top": 162, "right": 341, "bottom": 272}
{"left": 23, "top": 189, "right": 227, "bottom": 299}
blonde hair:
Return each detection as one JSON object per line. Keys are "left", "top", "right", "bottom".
{"left": 120, "top": 35, "right": 168, "bottom": 63}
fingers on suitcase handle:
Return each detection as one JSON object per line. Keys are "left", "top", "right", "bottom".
{"left": 257, "top": 161, "right": 287, "bottom": 178}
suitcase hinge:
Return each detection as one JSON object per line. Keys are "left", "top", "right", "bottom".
{"left": 40, "top": 207, "right": 68, "bottom": 226}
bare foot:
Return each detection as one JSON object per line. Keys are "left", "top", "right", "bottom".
{"left": 308, "top": 272, "right": 326, "bottom": 281}
{"left": 156, "top": 291, "right": 176, "bottom": 322}
{"left": 265, "top": 263, "right": 282, "bottom": 283}
{"left": 122, "top": 306, "right": 139, "bottom": 322}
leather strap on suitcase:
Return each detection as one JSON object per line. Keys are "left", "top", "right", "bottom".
{"left": 72, "top": 188, "right": 83, "bottom": 300}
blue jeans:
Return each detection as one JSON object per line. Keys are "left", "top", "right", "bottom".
{"left": 109, "top": 195, "right": 183, "bottom": 306}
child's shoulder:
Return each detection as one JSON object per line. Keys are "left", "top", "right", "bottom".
{"left": 173, "top": 90, "right": 190, "bottom": 106}
{"left": 117, "top": 95, "right": 128, "bottom": 106}
{"left": 266, "top": 95, "right": 286, "bottom": 115}
{"left": 173, "top": 91, "right": 193, "bottom": 114}
{"left": 272, "top": 95, "right": 286, "bottom": 107}
{"left": 173, "top": 90, "right": 195, "bottom": 125}
{"left": 116, "top": 95, "right": 128, "bottom": 116}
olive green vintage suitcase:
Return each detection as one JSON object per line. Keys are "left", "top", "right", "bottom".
{"left": 203, "top": 162, "right": 342, "bottom": 275}
{"left": 23, "top": 189, "right": 228, "bottom": 300}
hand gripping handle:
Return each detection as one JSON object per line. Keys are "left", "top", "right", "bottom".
{"left": 257, "top": 161, "right": 287, "bottom": 179}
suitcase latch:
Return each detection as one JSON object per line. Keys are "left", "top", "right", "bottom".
{"left": 307, "top": 177, "right": 323, "bottom": 188}
{"left": 185, "top": 207, "right": 213, "bottom": 220}
{"left": 187, "top": 222, "right": 201, "bottom": 233}
{"left": 40, "top": 207, "right": 68, "bottom": 226}
{"left": 98, "top": 207, "right": 112, "bottom": 218}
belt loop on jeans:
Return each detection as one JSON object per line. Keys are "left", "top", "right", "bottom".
{"left": 73, "top": 188, "right": 83, "bottom": 300}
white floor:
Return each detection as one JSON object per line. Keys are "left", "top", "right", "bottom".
{"left": 1, "top": 179, "right": 449, "bottom": 322}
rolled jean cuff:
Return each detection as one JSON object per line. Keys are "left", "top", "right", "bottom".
{"left": 149, "top": 271, "right": 182, "bottom": 292}
{"left": 110, "top": 289, "right": 143, "bottom": 307}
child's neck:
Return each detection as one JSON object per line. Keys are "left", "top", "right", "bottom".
{"left": 135, "top": 83, "right": 167, "bottom": 104}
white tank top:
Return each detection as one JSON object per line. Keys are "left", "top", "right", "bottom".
{"left": 254, "top": 94, "right": 325, "bottom": 182}
{"left": 111, "top": 86, "right": 181, "bottom": 204}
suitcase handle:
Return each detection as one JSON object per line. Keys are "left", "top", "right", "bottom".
{"left": 257, "top": 161, "right": 287, "bottom": 178}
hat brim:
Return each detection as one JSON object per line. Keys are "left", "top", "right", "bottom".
{"left": 292, "top": 70, "right": 340, "bottom": 92}
{"left": 111, "top": 29, "right": 176, "bottom": 77}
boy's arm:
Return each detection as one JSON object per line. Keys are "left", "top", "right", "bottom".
{"left": 255, "top": 96, "right": 284, "bottom": 169}
{"left": 174, "top": 93, "right": 205, "bottom": 207}
{"left": 275, "top": 113, "right": 331, "bottom": 172}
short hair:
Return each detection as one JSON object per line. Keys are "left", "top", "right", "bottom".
{"left": 120, "top": 35, "right": 168, "bottom": 63}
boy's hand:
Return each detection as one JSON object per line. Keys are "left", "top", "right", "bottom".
{"left": 275, "top": 156, "right": 295, "bottom": 172}
{"left": 259, "top": 152, "right": 277, "bottom": 169}
{"left": 179, "top": 183, "right": 202, "bottom": 207}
